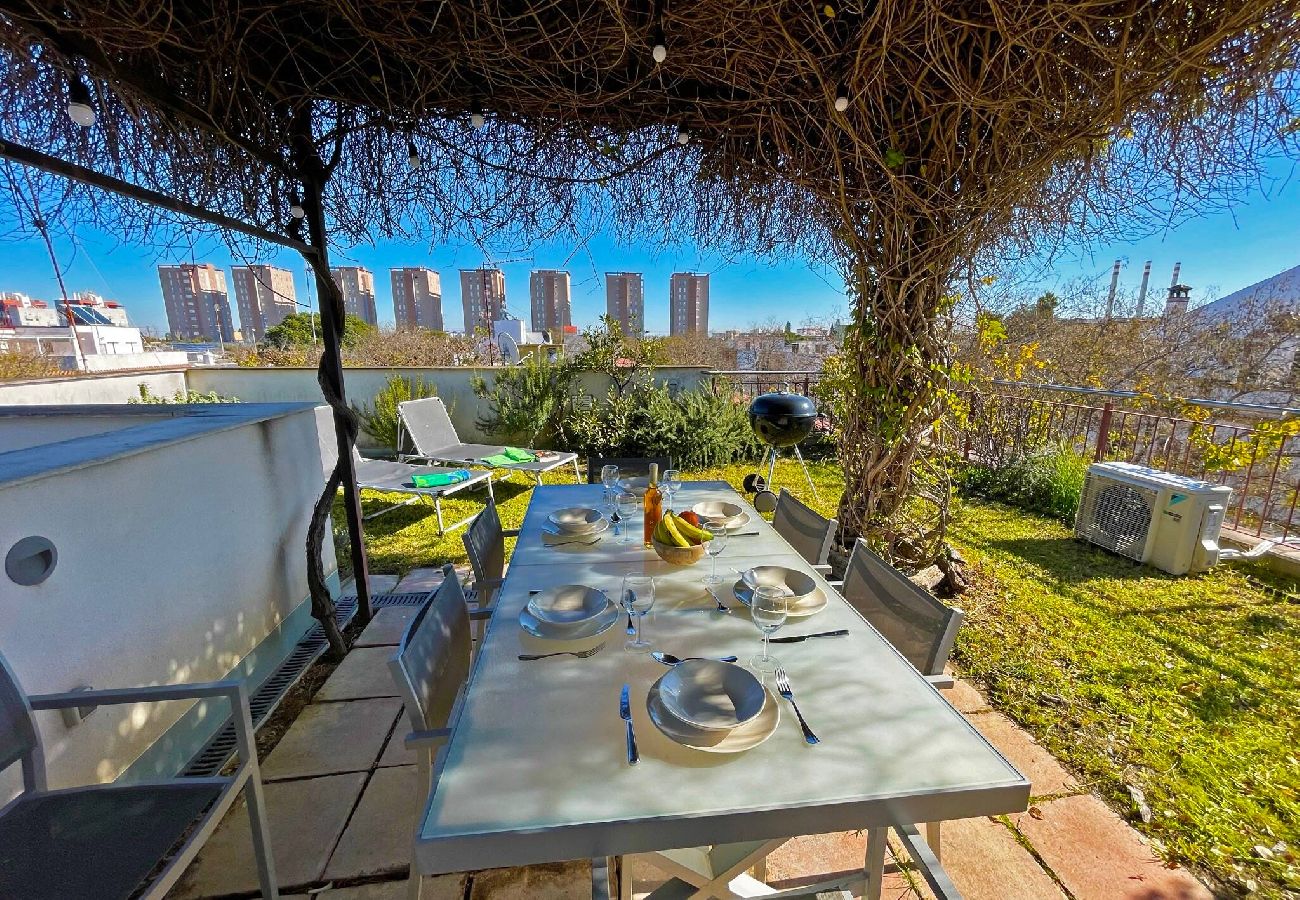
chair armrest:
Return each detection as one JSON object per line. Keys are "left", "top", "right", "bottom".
{"left": 469, "top": 608, "right": 494, "bottom": 621}
{"left": 825, "top": 579, "right": 844, "bottom": 590}
{"left": 925, "top": 674, "right": 956, "bottom": 690}
{"left": 812, "top": 564, "right": 833, "bottom": 575}
{"left": 503, "top": 529, "right": 521, "bottom": 538}
{"left": 28, "top": 679, "right": 245, "bottom": 710}
{"left": 405, "top": 727, "right": 452, "bottom": 750}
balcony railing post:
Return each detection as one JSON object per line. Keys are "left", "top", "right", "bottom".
{"left": 1094, "top": 400, "right": 1114, "bottom": 461}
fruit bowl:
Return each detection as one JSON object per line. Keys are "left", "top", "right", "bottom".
{"left": 651, "top": 535, "right": 707, "bottom": 566}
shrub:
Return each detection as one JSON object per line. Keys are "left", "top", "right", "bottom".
{"left": 956, "top": 443, "right": 1088, "bottom": 522}
{"left": 352, "top": 375, "right": 436, "bottom": 451}
{"left": 0, "top": 351, "right": 62, "bottom": 382}
{"left": 471, "top": 354, "right": 577, "bottom": 447}
{"left": 129, "top": 385, "right": 240, "bottom": 404}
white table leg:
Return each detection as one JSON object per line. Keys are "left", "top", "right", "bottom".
{"left": 863, "top": 826, "right": 887, "bottom": 900}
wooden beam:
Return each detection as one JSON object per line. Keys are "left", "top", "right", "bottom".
{"left": 0, "top": 137, "right": 314, "bottom": 256}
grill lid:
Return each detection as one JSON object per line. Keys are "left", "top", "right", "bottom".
{"left": 748, "top": 385, "right": 818, "bottom": 448}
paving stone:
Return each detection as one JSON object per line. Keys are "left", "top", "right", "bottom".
{"left": 395, "top": 566, "right": 450, "bottom": 593}
{"left": 931, "top": 816, "right": 1064, "bottom": 900}
{"left": 1015, "top": 794, "right": 1213, "bottom": 900}
{"left": 326, "top": 766, "right": 423, "bottom": 881}
{"left": 968, "top": 710, "right": 1079, "bottom": 797}
{"left": 355, "top": 606, "right": 420, "bottom": 647}
{"left": 340, "top": 574, "right": 400, "bottom": 596}
{"left": 469, "top": 860, "right": 592, "bottom": 899}
{"left": 316, "top": 646, "right": 402, "bottom": 701}
{"left": 378, "top": 716, "right": 419, "bottom": 767}
{"left": 283, "top": 875, "right": 466, "bottom": 899}
{"left": 172, "top": 772, "right": 366, "bottom": 898}
{"left": 945, "top": 678, "right": 990, "bottom": 714}
{"left": 262, "top": 697, "right": 401, "bottom": 780}
{"left": 760, "top": 832, "right": 920, "bottom": 899}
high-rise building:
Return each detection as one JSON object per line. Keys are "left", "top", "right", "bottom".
{"left": 330, "top": 266, "right": 378, "bottom": 326}
{"left": 157, "top": 263, "right": 234, "bottom": 341}
{"left": 669, "top": 272, "right": 709, "bottom": 336}
{"left": 459, "top": 268, "right": 507, "bottom": 334}
{"left": 529, "top": 270, "right": 571, "bottom": 334}
{"left": 230, "top": 265, "right": 297, "bottom": 342}
{"left": 391, "top": 267, "right": 443, "bottom": 330}
{"left": 605, "top": 272, "right": 644, "bottom": 335}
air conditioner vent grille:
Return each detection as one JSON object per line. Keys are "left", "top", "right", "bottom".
{"left": 1076, "top": 474, "right": 1158, "bottom": 561}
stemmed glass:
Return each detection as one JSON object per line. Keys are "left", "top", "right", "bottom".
{"left": 702, "top": 521, "right": 728, "bottom": 585}
{"left": 662, "top": 469, "right": 682, "bottom": 509}
{"left": 616, "top": 494, "right": 639, "bottom": 543}
{"left": 601, "top": 465, "right": 620, "bottom": 512}
{"left": 749, "top": 585, "right": 788, "bottom": 676}
{"left": 622, "top": 575, "right": 656, "bottom": 652}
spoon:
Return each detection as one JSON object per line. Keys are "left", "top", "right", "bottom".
{"left": 652, "top": 652, "right": 739, "bottom": 666}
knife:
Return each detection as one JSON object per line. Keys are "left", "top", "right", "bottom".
{"left": 620, "top": 684, "right": 638, "bottom": 765}
{"left": 770, "top": 629, "right": 850, "bottom": 643}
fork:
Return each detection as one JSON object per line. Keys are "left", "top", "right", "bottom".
{"left": 774, "top": 667, "right": 820, "bottom": 745}
{"left": 518, "top": 645, "right": 604, "bottom": 661}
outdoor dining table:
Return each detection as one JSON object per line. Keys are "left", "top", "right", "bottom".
{"left": 413, "top": 481, "right": 1029, "bottom": 898}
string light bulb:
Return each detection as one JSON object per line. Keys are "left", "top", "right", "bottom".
{"left": 676, "top": 125, "right": 690, "bottom": 145}
{"left": 470, "top": 111, "right": 486, "bottom": 130}
{"left": 652, "top": 43, "right": 667, "bottom": 63}
{"left": 407, "top": 138, "right": 421, "bottom": 169}
{"left": 289, "top": 201, "right": 305, "bottom": 219}
{"left": 834, "top": 94, "right": 849, "bottom": 112}
{"left": 66, "top": 78, "right": 95, "bottom": 127}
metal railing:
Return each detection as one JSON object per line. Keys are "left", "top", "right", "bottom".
{"left": 709, "top": 370, "right": 823, "bottom": 399}
{"left": 957, "top": 385, "right": 1299, "bottom": 548}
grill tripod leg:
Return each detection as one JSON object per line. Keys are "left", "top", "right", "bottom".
{"left": 793, "top": 445, "right": 819, "bottom": 500}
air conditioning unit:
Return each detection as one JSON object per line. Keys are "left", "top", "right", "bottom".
{"left": 1075, "top": 462, "right": 1232, "bottom": 575}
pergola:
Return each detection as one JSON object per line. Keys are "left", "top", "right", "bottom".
{"left": 1, "top": 0, "right": 1294, "bottom": 650}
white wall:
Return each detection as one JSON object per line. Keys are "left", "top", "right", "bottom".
{"left": 76, "top": 351, "right": 191, "bottom": 372}
{"left": 0, "top": 369, "right": 186, "bottom": 405}
{"left": 0, "top": 404, "right": 334, "bottom": 792}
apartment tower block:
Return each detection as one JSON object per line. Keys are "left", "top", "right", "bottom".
{"left": 669, "top": 272, "right": 710, "bottom": 336}
{"left": 391, "top": 267, "right": 444, "bottom": 330}
{"left": 529, "top": 270, "right": 572, "bottom": 333}
{"left": 230, "top": 264, "right": 297, "bottom": 342}
{"left": 605, "top": 272, "right": 644, "bottom": 335}
{"left": 157, "top": 263, "right": 234, "bottom": 342}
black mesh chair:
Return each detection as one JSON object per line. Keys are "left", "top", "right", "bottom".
{"left": 772, "top": 489, "right": 838, "bottom": 569}
{"left": 585, "top": 456, "right": 673, "bottom": 484}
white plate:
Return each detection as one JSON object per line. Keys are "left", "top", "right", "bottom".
{"left": 618, "top": 476, "right": 650, "bottom": 497}
{"left": 542, "top": 518, "right": 610, "bottom": 540}
{"left": 548, "top": 507, "right": 604, "bottom": 534}
{"left": 647, "top": 681, "right": 780, "bottom": 752}
{"left": 732, "top": 580, "right": 828, "bottom": 618}
{"left": 527, "top": 584, "right": 611, "bottom": 625}
{"left": 519, "top": 603, "right": 619, "bottom": 639}
{"left": 692, "top": 501, "right": 746, "bottom": 527}
{"left": 657, "top": 659, "right": 767, "bottom": 731}
{"left": 721, "top": 512, "right": 752, "bottom": 532}
{"left": 741, "top": 565, "right": 817, "bottom": 600}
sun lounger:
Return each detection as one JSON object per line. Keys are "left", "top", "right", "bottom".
{"left": 352, "top": 448, "right": 493, "bottom": 534}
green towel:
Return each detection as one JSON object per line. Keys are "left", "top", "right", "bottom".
{"left": 410, "top": 469, "right": 471, "bottom": 488}
{"left": 483, "top": 447, "right": 537, "bottom": 466}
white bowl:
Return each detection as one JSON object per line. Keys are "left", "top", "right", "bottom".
{"left": 692, "top": 500, "right": 745, "bottom": 527}
{"left": 618, "top": 476, "right": 651, "bottom": 497}
{"left": 740, "top": 565, "right": 817, "bottom": 600}
{"left": 526, "top": 584, "right": 611, "bottom": 625}
{"left": 657, "top": 659, "right": 767, "bottom": 732}
{"left": 547, "top": 507, "right": 603, "bottom": 534}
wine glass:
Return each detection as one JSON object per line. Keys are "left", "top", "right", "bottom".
{"left": 616, "top": 493, "right": 639, "bottom": 543}
{"left": 749, "top": 585, "right": 788, "bottom": 675}
{"left": 702, "top": 521, "right": 729, "bottom": 585}
{"left": 622, "top": 575, "right": 656, "bottom": 652}
{"left": 600, "top": 464, "right": 620, "bottom": 510}
{"left": 662, "top": 468, "right": 682, "bottom": 509}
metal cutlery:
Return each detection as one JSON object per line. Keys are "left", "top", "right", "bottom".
{"left": 770, "top": 629, "right": 850, "bottom": 643}
{"left": 706, "top": 587, "right": 731, "bottom": 614}
{"left": 651, "top": 652, "right": 740, "bottom": 666}
{"left": 542, "top": 530, "right": 601, "bottom": 547}
{"left": 518, "top": 645, "right": 604, "bottom": 660}
{"left": 624, "top": 589, "right": 636, "bottom": 635}
{"left": 774, "top": 667, "right": 820, "bottom": 745}
{"left": 620, "top": 684, "right": 639, "bottom": 765}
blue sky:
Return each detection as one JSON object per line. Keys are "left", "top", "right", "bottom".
{"left": 1, "top": 156, "right": 1296, "bottom": 335}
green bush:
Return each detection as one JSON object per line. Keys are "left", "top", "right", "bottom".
{"left": 471, "top": 355, "right": 577, "bottom": 448}
{"left": 353, "top": 375, "right": 436, "bottom": 451}
{"left": 956, "top": 443, "right": 1088, "bottom": 522}
{"left": 129, "top": 385, "right": 239, "bottom": 404}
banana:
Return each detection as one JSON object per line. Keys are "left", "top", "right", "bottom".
{"left": 653, "top": 518, "right": 671, "bottom": 544}
{"left": 661, "top": 513, "right": 691, "bottom": 548}
{"left": 671, "top": 512, "right": 714, "bottom": 544}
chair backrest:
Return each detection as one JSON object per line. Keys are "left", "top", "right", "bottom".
{"left": 585, "top": 456, "right": 673, "bottom": 484}
{"left": 0, "top": 652, "right": 44, "bottom": 792}
{"left": 398, "top": 397, "right": 460, "bottom": 455}
{"left": 462, "top": 497, "right": 506, "bottom": 603}
{"left": 839, "top": 539, "right": 963, "bottom": 676}
{"left": 772, "top": 489, "right": 837, "bottom": 566}
{"left": 388, "top": 564, "right": 473, "bottom": 734}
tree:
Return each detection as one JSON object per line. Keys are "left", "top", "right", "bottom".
{"left": 264, "top": 312, "right": 372, "bottom": 350}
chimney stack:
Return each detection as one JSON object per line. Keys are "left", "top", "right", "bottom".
{"left": 1170, "top": 261, "right": 1181, "bottom": 288}
{"left": 1136, "top": 261, "right": 1151, "bottom": 317}
{"left": 1105, "top": 259, "right": 1122, "bottom": 319}
{"left": 1163, "top": 262, "right": 1190, "bottom": 317}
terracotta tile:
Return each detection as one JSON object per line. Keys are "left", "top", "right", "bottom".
{"left": 469, "top": 860, "right": 591, "bottom": 898}
{"left": 945, "top": 679, "right": 990, "bottom": 714}
{"left": 261, "top": 697, "right": 401, "bottom": 780}
{"left": 968, "top": 710, "right": 1079, "bottom": 796}
{"left": 355, "top": 606, "right": 420, "bottom": 647}
{"left": 762, "top": 832, "right": 920, "bottom": 899}
{"left": 1016, "top": 794, "right": 1213, "bottom": 900}
{"left": 289, "top": 877, "right": 466, "bottom": 900}
{"left": 925, "top": 816, "right": 1064, "bottom": 900}
{"left": 315, "top": 646, "right": 402, "bottom": 701}
{"left": 173, "top": 772, "right": 366, "bottom": 897}
{"left": 378, "top": 715, "right": 419, "bottom": 767}
{"left": 325, "top": 766, "right": 423, "bottom": 880}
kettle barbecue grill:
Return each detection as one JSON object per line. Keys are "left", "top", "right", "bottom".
{"left": 743, "top": 383, "right": 820, "bottom": 512}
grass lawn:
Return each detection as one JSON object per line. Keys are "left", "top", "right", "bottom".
{"left": 339, "top": 459, "right": 1299, "bottom": 894}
